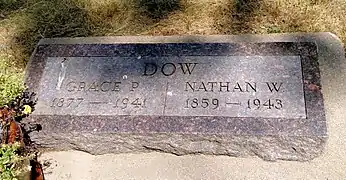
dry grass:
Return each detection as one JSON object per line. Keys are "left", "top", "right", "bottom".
{"left": 0, "top": 0, "right": 345, "bottom": 104}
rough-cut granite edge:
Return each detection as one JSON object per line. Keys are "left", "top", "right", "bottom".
{"left": 25, "top": 32, "right": 344, "bottom": 161}
{"left": 31, "top": 132, "right": 325, "bottom": 162}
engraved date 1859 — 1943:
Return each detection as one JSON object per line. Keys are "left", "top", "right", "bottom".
{"left": 184, "top": 97, "right": 283, "bottom": 110}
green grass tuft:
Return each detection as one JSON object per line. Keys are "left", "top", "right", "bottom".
{"left": 0, "top": 142, "right": 30, "bottom": 180}
{"left": 0, "top": 56, "right": 24, "bottom": 107}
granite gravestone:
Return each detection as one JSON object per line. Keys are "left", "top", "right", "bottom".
{"left": 25, "top": 35, "right": 327, "bottom": 161}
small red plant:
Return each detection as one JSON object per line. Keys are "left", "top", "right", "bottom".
{"left": 0, "top": 91, "right": 44, "bottom": 180}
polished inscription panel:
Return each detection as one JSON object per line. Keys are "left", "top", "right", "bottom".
{"left": 35, "top": 56, "right": 306, "bottom": 118}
